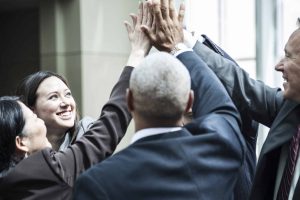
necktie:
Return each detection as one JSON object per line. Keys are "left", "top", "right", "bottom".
{"left": 276, "top": 126, "right": 300, "bottom": 200}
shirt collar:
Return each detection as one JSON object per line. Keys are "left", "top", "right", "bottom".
{"left": 131, "top": 127, "right": 182, "bottom": 144}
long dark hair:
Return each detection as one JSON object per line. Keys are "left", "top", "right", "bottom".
{"left": 0, "top": 96, "right": 25, "bottom": 172}
{"left": 15, "top": 71, "right": 79, "bottom": 139}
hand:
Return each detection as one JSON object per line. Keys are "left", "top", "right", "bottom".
{"left": 125, "top": 1, "right": 152, "bottom": 66}
{"left": 142, "top": 0, "right": 185, "bottom": 52}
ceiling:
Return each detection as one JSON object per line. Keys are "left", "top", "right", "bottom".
{"left": 0, "top": 0, "right": 38, "bottom": 13}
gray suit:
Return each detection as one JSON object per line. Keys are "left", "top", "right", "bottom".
{"left": 193, "top": 41, "right": 300, "bottom": 200}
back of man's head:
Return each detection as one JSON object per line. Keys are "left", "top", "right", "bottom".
{"left": 129, "top": 52, "right": 191, "bottom": 123}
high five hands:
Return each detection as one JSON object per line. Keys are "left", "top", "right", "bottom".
{"left": 141, "top": 0, "right": 185, "bottom": 52}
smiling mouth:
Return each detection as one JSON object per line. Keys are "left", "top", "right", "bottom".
{"left": 57, "top": 110, "right": 73, "bottom": 118}
{"left": 283, "top": 76, "right": 288, "bottom": 83}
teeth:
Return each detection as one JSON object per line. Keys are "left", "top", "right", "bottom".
{"left": 283, "top": 77, "right": 287, "bottom": 82}
{"left": 58, "top": 111, "right": 71, "bottom": 117}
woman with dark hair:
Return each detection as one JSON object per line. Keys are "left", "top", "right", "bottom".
{"left": 16, "top": 71, "right": 93, "bottom": 151}
{"left": 0, "top": 66, "right": 131, "bottom": 198}
{"left": 0, "top": 3, "right": 151, "bottom": 198}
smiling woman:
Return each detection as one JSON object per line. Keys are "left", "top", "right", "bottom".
{"left": 0, "top": 61, "right": 132, "bottom": 198}
{"left": 16, "top": 71, "right": 94, "bottom": 151}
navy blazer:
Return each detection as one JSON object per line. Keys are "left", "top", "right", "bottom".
{"left": 73, "top": 52, "right": 246, "bottom": 200}
{"left": 192, "top": 41, "right": 300, "bottom": 200}
{"left": 200, "top": 35, "right": 258, "bottom": 200}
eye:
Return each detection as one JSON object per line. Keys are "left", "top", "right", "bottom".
{"left": 65, "top": 91, "right": 72, "bottom": 97}
{"left": 49, "top": 94, "right": 58, "bottom": 100}
{"left": 285, "top": 52, "right": 290, "bottom": 58}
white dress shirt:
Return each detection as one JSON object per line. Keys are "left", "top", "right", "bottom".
{"left": 131, "top": 127, "right": 182, "bottom": 144}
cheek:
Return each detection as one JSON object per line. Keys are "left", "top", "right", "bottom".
{"left": 36, "top": 102, "right": 58, "bottom": 115}
{"left": 70, "top": 98, "right": 76, "bottom": 108}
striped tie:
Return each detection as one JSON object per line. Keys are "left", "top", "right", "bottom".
{"left": 276, "top": 126, "right": 300, "bottom": 200}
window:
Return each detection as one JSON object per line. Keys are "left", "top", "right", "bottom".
{"left": 184, "top": 0, "right": 256, "bottom": 78}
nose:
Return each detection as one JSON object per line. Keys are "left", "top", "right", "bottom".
{"left": 59, "top": 97, "right": 70, "bottom": 107}
{"left": 275, "top": 59, "right": 284, "bottom": 72}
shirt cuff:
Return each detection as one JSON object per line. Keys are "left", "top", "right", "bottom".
{"left": 183, "top": 29, "right": 205, "bottom": 48}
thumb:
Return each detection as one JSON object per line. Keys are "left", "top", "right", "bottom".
{"left": 141, "top": 25, "right": 156, "bottom": 43}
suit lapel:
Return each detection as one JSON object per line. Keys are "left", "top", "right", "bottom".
{"left": 260, "top": 101, "right": 299, "bottom": 155}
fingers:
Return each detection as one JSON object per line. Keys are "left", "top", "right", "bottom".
{"left": 137, "top": 1, "right": 143, "bottom": 25}
{"left": 178, "top": 2, "right": 185, "bottom": 24}
{"left": 130, "top": 14, "right": 138, "bottom": 28}
{"left": 145, "top": 1, "right": 153, "bottom": 27}
{"left": 141, "top": 25, "right": 156, "bottom": 43}
{"left": 142, "top": 1, "right": 148, "bottom": 26}
{"left": 169, "top": 0, "right": 176, "bottom": 19}
{"left": 124, "top": 21, "right": 133, "bottom": 35}
{"left": 161, "top": 0, "right": 169, "bottom": 20}
{"left": 152, "top": 0, "right": 164, "bottom": 27}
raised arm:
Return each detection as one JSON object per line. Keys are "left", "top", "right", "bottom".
{"left": 192, "top": 39, "right": 283, "bottom": 127}
{"left": 49, "top": 1, "right": 152, "bottom": 187}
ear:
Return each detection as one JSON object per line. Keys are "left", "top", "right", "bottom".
{"left": 30, "top": 106, "right": 36, "bottom": 114}
{"left": 15, "top": 135, "right": 30, "bottom": 153}
{"left": 126, "top": 88, "right": 134, "bottom": 112}
{"left": 185, "top": 90, "right": 194, "bottom": 113}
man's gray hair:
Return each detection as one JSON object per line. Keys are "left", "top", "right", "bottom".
{"left": 130, "top": 52, "right": 191, "bottom": 121}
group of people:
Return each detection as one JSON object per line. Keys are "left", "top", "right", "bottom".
{"left": 0, "top": 0, "right": 299, "bottom": 199}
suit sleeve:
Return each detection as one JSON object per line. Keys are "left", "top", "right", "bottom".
{"left": 178, "top": 51, "right": 245, "bottom": 158}
{"left": 178, "top": 51, "right": 246, "bottom": 199}
{"left": 45, "top": 66, "right": 133, "bottom": 186}
{"left": 177, "top": 51, "right": 241, "bottom": 125}
{"left": 193, "top": 41, "right": 283, "bottom": 127}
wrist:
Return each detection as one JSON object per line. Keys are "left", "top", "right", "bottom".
{"left": 170, "top": 43, "right": 189, "bottom": 56}
{"left": 126, "top": 49, "right": 146, "bottom": 67}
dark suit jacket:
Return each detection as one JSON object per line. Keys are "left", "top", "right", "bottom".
{"left": 0, "top": 67, "right": 133, "bottom": 200}
{"left": 73, "top": 52, "right": 246, "bottom": 200}
{"left": 200, "top": 35, "right": 258, "bottom": 200}
{"left": 193, "top": 41, "right": 300, "bottom": 200}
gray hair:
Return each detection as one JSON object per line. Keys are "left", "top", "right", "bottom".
{"left": 130, "top": 52, "right": 191, "bottom": 121}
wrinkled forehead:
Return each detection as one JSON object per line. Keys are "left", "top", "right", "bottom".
{"left": 286, "top": 29, "right": 300, "bottom": 54}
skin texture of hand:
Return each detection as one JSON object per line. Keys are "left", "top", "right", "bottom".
{"left": 125, "top": 1, "right": 152, "bottom": 67}
{"left": 142, "top": 0, "right": 185, "bottom": 52}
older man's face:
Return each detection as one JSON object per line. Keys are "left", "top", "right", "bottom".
{"left": 275, "top": 29, "right": 300, "bottom": 102}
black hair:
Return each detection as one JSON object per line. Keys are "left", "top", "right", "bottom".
{"left": 15, "top": 71, "right": 79, "bottom": 141}
{"left": 0, "top": 96, "right": 25, "bottom": 172}
{"left": 16, "top": 71, "right": 69, "bottom": 108}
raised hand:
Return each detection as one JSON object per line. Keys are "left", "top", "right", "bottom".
{"left": 124, "top": 1, "right": 153, "bottom": 66}
{"left": 142, "top": 0, "right": 185, "bottom": 52}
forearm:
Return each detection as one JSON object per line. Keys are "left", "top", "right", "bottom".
{"left": 177, "top": 51, "right": 240, "bottom": 125}
{"left": 55, "top": 67, "right": 133, "bottom": 185}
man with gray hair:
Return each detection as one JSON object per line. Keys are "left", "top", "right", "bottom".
{"left": 129, "top": 52, "right": 191, "bottom": 124}
{"left": 74, "top": 49, "right": 245, "bottom": 199}
{"left": 74, "top": 1, "right": 245, "bottom": 199}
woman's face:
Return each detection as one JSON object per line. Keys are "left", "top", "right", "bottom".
{"left": 32, "top": 76, "right": 76, "bottom": 135}
{"left": 19, "top": 102, "right": 51, "bottom": 153}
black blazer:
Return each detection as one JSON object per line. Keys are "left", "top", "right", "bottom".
{"left": 193, "top": 41, "right": 300, "bottom": 200}
{"left": 73, "top": 52, "right": 246, "bottom": 200}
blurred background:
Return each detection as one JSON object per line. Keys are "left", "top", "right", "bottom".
{"left": 0, "top": 0, "right": 299, "bottom": 154}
